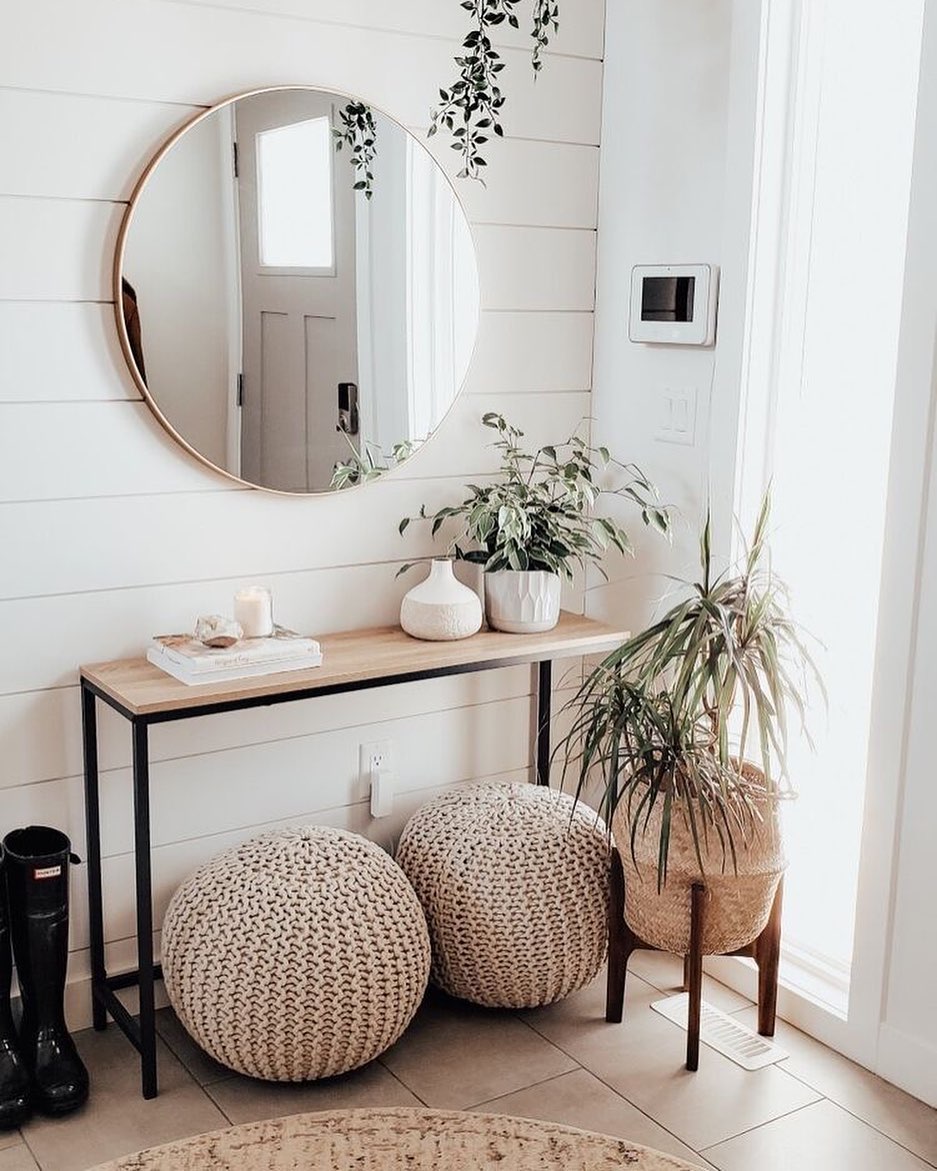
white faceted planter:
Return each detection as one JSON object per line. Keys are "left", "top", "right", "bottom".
{"left": 485, "top": 570, "right": 561, "bottom": 633}
{"left": 400, "top": 560, "right": 483, "bottom": 641}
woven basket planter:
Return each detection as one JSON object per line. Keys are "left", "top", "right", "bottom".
{"left": 162, "top": 826, "right": 430, "bottom": 1081}
{"left": 397, "top": 783, "right": 610, "bottom": 1009}
{"left": 612, "top": 762, "right": 786, "bottom": 956}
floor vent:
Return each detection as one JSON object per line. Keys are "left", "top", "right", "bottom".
{"left": 651, "top": 993, "right": 789, "bottom": 1071}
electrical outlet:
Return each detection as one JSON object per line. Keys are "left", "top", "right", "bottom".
{"left": 359, "top": 740, "right": 393, "bottom": 797}
{"left": 654, "top": 387, "right": 698, "bottom": 446}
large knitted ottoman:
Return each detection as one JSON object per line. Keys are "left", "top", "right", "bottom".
{"left": 161, "top": 826, "right": 430, "bottom": 1081}
{"left": 396, "top": 783, "right": 609, "bottom": 1008}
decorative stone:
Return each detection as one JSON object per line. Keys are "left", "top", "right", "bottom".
{"left": 397, "top": 783, "right": 609, "bottom": 1008}
{"left": 485, "top": 570, "right": 561, "bottom": 633}
{"left": 194, "top": 614, "right": 243, "bottom": 648}
{"left": 400, "top": 560, "right": 483, "bottom": 641}
{"left": 161, "top": 826, "right": 431, "bottom": 1081}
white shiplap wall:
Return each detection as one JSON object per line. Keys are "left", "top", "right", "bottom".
{"left": 0, "top": 0, "right": 603, "bottom": 1021}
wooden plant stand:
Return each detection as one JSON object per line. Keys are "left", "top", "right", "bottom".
{"left": 605, "top": 850, "right": 783, "bottom": 1070}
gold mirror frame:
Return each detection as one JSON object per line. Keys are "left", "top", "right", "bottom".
{"left": 113, "top": 85, "right": 480, "bottom": 496}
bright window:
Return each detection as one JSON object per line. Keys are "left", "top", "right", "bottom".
{"left": 256, "top": 116, "right": 333, "bottom": 268}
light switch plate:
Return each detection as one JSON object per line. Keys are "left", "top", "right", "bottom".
{"left": 654, "top": 387, "right": 698, "bottom": 446}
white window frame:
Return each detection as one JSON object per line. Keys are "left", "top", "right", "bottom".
{"left": 712, "top": 0, "right": 929, "bottom": 1077}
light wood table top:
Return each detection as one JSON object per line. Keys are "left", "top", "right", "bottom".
{"left": 80, "top": 611, "right": 627, "bottom": 719}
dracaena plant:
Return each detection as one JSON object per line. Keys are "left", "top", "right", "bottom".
{"left": 430, "top": 0, "right": 561, "bottom": 182}
{"left": 397, "top": 412, "right": 670, "bottom": 578}
{"left": 557, "top": 494, "right": 824, "bottom": 889}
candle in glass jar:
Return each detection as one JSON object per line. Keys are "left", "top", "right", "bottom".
{"left": 233, "top": 586, "right": 274, "bottom": 639}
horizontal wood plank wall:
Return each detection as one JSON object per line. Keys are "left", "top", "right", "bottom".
{"left": 0, "top": 0, "right": 604, "bottom": 1024}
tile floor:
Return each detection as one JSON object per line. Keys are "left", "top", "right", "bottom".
{"left": 3, "top": 955, "right": 935, "bottom": 1170}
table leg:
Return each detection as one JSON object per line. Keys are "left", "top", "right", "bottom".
{"left": 81, "top": 684, "right": 107, "bottom": 1032}
{"left": 686, "top": 882, "right": 706, "bottom": 1071}
{"left": 131, "top": 720, "right": 158, "bottom": 1099}
{"left": 536, "top": 659, "right": 552, "bottom": 786}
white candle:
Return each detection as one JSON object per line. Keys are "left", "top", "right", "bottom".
{"left": 234, "top": 586, "right": 274, "bottom": 638}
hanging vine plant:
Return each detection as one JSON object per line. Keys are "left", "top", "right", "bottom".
{"left": 532, "top": 0, "right": 560, "bottom": 71}
{"left": 430, "top": 0, "right": 560, "bottom": 182}
{"left": 333, "top": 101, "right": 378, "bottom": 199}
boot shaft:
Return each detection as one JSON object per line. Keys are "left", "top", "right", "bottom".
{"left": 3, "top": 828, "right": 77, "bottom": 1025}
{"left": 0, "top": 849, "right": 13, "bottom": 1029}
{"left": 1, "top": 830, "right": 88, "bottom": 1116}
{"left": 3, "top": 828, "right": 73, "bottom": 919}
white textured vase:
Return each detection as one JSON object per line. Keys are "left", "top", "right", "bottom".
{"left": 485, "top": 570, "right": 561, "bottom": 634}
{"left": 400, "top": 560, "right": 483, "bottom": 641}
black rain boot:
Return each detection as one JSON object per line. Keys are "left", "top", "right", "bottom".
{"left": 4, "top": 827, "right": 89, "bottom": 1116}
{"left": 0, "top": 846, "right": 31, "bottom": 1128}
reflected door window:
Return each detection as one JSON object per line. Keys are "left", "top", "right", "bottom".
{"left": 256, "top": 116, "right": 334, "bottom": 269}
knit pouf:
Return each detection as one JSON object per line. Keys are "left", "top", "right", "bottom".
{"left": 161, "top": 826, "right": 431, "bottom": 1081}
{"left": 396, "top": 784, "right": 609, "bottom": 1008}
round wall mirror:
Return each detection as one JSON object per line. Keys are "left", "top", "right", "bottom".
{"left": 115, "top": 86, "right": 480, "bottom": 494}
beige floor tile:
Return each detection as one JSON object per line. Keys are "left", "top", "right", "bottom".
{"left": 734, "top": 1006, "right": 937, "bottom": 1166}
{"left": 471, "top": 1067, "right": 714, "bottom": 1169}
{"left": 628, "top": 951, "right": 753, "bottom": 1014}
{"left": 0, "top": 1142, "right": 38, "bottom": 1171}
{"left": 155, "top": 1007, "right": 230, "bottom": 1087}
{"left": 527, "top": 974, "right": 819, "bottom": 1149}
{"left": 0, "top": 1135, "right": 22, "bottom": 1153}
{"left": 20, "top": 1026, "right": 226, "bottom": 1171}
{"left": 703, "top": 1098, "right": 934, "bottom": 1170}
{"left": 520, "top": 965, "right": 660, "bottom": 1056}
{"left": 379, "top": 991, "right": 577, "bottom": 1109}
{"left": 206, "top": 1061, "right": 420, "bottom": 1125}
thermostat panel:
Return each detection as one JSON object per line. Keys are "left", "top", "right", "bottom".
{"left": 629, "top": 264, "right": 719, "bottom": 346}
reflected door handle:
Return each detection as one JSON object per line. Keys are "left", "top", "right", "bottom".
{"left": 338, "top": 382, "right": 359, "bottom": 435}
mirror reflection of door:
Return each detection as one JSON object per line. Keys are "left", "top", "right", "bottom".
{"left": 235, "top": 91, "right": 358, "bottom": 492}
{"left": 117, "top": 86, "right": 481, "bottom": 495}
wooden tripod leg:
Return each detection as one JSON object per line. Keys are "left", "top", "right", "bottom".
{"left": 606, "top": 850, "right": 629, "bottom": 1023}
{"left": 686, "top": 883, "right": 706, "bottom": 1071}
{"left": 755, "top": 878, "right": 783, "bottom": 1036}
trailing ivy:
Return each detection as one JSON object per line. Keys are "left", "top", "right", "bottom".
{"left": 333, "top": 101, "right": 378, "bottom": 199}
{"left": 532, "top": 0, "right": 560, "bottom": 71}
{"left": 430, "top": 0, "right": 560, "bottom": 182}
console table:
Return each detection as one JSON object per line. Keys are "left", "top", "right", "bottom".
{"left": 80, "top": 611, "right": 626, "bottom": 1098}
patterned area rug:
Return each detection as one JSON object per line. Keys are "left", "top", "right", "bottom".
{"left": 90, "top": 1107, "right": 704, "bottom": 1169}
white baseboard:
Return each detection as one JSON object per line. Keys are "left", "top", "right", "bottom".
{"left": 62, "top": 973, "right": 170, "bottom": 1034}
{"left": 702, "top": 955, "right": 869, "bottom": 1065}
{"left": 876, "top": 1024, "right": 937, "bottom": 1108}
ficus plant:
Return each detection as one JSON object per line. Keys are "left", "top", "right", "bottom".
{"left": 397, "top": 412, "right": 670, "bottom": 578}
{"left": 557, "top": 494, "right": 824, "bottom": 889}
{"left": 330, "top": 437, "right": 419, "bottom": 490}
{"left": 430, "top": 0, "right": 561, "bottom": 181}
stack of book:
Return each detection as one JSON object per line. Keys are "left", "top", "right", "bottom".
{"left": 147, "top": 627, "right": 322, "bottom": 686}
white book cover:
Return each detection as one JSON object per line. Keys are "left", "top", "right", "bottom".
{"left": 147, "top": 646, "right": 323, "bottom": 686}
{"left": 151, "top": 626, "right": 320, "bottom": 674}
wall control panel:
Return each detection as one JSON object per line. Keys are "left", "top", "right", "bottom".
{"left": 629, "top": 264, "right": 719, "bottom": 346}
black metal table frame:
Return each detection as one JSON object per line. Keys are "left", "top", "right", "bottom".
{"left": 81, "top": 656, "right": 554, "bottom": 1099}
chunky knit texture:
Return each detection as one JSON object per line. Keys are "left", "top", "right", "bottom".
{"left": 397, "top": 783, "right": 610, "bottom": 1008}
{"left": 162, "top": 826, "right": 430, "bottom": 1081}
